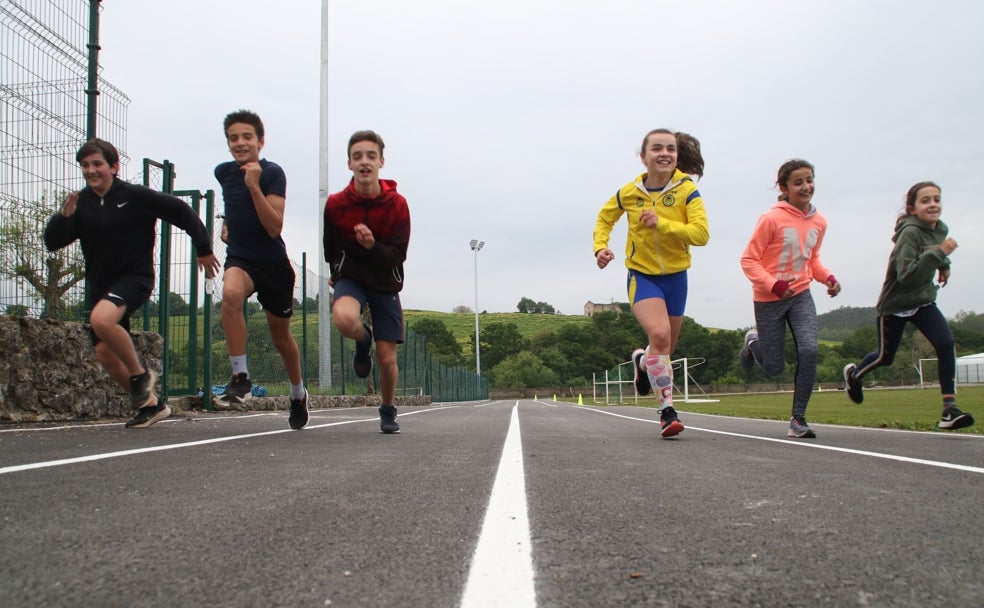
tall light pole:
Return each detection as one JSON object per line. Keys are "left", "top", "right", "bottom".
{"left": 470, "top": 239, "right": 485, "bottom": 389}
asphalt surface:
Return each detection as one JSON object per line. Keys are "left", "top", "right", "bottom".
{"left": 1, "top": 400, "right": 982, "bottom": 607}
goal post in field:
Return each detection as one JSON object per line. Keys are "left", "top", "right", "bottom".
{"left": 591, "top": 357, "right": 718, "bottom": 405}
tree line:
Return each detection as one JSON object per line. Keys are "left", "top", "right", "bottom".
{"left": 411, "top": 308, "right": 984, "bottom": 390}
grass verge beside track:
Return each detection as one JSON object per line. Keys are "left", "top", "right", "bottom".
{"left": 568, "top": 385, "right": 984, "bottom": 433}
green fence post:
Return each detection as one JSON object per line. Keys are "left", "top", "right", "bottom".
{"left": 301, "top": 252, "right": 308, "bottom": 387}
{"left": 203, "top": 190, "right": 215, "bottom": 409}
{"left": 185, "top": 191, "right": 201, "bottom": 395}
{"left": 157, "top": 160, "right": 175, "bottom": 398}
{"left": 401, "top": 322, "right": 409, "bottom": 396}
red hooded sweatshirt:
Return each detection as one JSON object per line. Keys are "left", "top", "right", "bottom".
{"left": 323, "top": 178, "right": 411, "bottom": 293}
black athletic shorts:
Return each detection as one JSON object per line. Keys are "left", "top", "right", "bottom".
{"left": 88, "top": 277, "right": 152, "bottom": 346}
{"left": 225, "top": 255, "right": 296, "bottom": 318}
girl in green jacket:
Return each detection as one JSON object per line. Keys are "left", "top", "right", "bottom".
{"left": 843, "top": 181, "right": 973, "bottom": 430}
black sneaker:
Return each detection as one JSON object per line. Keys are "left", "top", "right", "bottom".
{"left": 354, "top": 325, "right": 373, "bottom": 379}
{"left": 129, "top": 370, "right": 158, "bottom": 409}
{"left": 289, "top": 391, "right": 309, "bottom": 430}
{"left": 843, "top": 363, "right": 863, "bottom": 404}
{"left": 939, "top": 406, "right": 974, "bottom": 430}
{"left": 379, "top": 404, "right": 400, "bottom": 434}
{"left": 659, "top": 406, "right": 684, "bottom": 438}
{"left": 632, "top": 348, "right": 652, "bottom": 396}
{"left": 739, "top": 329, "right": 758, "bottom": 373}
{"left": 125, "top": 398, "right": 171, "bottom": 428}
{"left": 223, "top": 373, "right": 252, "bottom": 401}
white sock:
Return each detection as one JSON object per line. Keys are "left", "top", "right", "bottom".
{"left": 230, "top": 355, "right": 248, "bottom": 377}
{"left": 290, "top": 383, "right": 306, "bottom": 400}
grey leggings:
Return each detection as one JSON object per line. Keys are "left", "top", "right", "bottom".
{"left": 749, "top": 291, "right": 819, "bottom": 418}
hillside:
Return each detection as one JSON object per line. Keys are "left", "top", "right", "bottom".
{"left": 404, "top": 310, "right": 591, "bottom": 347}
{"left": 817, "top": 306, "right": 878, "bottom": 330}
{"left": 816, "top": 306, "right": 878, "bottom": 341}
{"left": 405, "top": 307, "right": 882, "bottom": 347}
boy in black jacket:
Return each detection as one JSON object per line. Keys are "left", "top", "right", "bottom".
{"left": 44, "top": 139, "right": 221, "bottom": 428}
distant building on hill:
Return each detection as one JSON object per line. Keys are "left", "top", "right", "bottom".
{"left": 583, "top": 301, "right": 622, "bottom": 317}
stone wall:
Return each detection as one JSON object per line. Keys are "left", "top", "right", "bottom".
{"left": 0, "top": 315, "right": 431, "bottom": 422}
{"left": 0, "top": 315, "right": 163, "bottom": 421}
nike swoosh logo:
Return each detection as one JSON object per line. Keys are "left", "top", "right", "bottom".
{"left": 117, "top": 201, "right": 129, "bottom": 208}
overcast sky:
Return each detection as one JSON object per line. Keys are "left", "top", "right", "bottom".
{"left": 98, "top": 0, "right": 983, "bottom": 329}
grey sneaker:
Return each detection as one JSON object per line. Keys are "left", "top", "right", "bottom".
{"left": 354, "top": 325, "right": 374, "bottom": 379}
{"left": 843, "top": 363, "right": 863, "bottom": 404}
{"left": 632, "top": 348, "right": 652, "bottom": 396}
{"left": 379, "top": 404, "right": 400, "bottom": 434}
{"left": 125, "top": 399, "right": 171, "bottom": 429}
{"left": 939, "top": 405, "right": 974, "bottom": 430}
{"left": 740, "top": 330, "right": 758, "bottom": 373}
{"left": 129, "top": 370, "right": 158, "bottom": 409}
{"left": 787, "top": 415, "right": 816, "bottom": 438}
{"left": 289, "top": 391, "right": 309, "bottom": 430}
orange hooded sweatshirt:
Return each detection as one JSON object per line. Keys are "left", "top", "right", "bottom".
{"left": 740, "top": 201, "right": 835, "bottom": 302}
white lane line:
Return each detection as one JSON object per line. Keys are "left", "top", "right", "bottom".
{"left": 682, "top": 410, "right": 984, "bottom": 438}
{"left": 0, "top": 407, "right": 450, "bottom": 475}
{"left": 578, "top": 406, "right": 984, "bottom": 475}
{"left": 460, "top": 402, "right": 536, "bottom": 608}
{"left": 0, "top": 420, "right": 358, "bottom": 475}
{"left": 0, "top": 413, "right": 278, "bottom": 433}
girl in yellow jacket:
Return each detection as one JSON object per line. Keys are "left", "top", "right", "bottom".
{"left": 593, "top": 129, "right": 709, "bottom": 438}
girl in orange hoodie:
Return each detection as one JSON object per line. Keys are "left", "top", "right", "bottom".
{"left": 739, "top": 159, "right": 841, "bottom": 438}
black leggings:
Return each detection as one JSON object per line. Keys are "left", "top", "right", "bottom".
{"left": 854, "top": 303, "right": 955, "bottom": 395}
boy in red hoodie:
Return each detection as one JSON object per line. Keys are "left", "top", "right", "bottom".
{"left": 323, "top": 131, "right": 411, "bottom": 433}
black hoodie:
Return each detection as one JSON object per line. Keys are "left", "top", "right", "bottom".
{"left": 44, "top": 177, "right": 213, "bottom": 302}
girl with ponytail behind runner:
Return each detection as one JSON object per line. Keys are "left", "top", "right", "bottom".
{"left": 593, "top": 129, "right": 709, "bottom": 439}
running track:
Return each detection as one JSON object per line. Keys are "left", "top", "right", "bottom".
{"left": 1, "top": 400, "right": 982, "bottom": 607}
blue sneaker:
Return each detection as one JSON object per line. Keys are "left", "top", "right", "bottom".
{"left": 787, "top": 415, "right": 816, "bottom": 438}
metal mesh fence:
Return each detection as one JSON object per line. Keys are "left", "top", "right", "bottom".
{"left": 1, "top": 0, "right": 128, "bottom": 320}
{"left": 0, "top": 1, "right": 487, "bottom": 403}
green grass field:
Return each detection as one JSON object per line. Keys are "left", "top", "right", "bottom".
{"left": 566, "top": 385, "right": 984, "bottom": 433}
